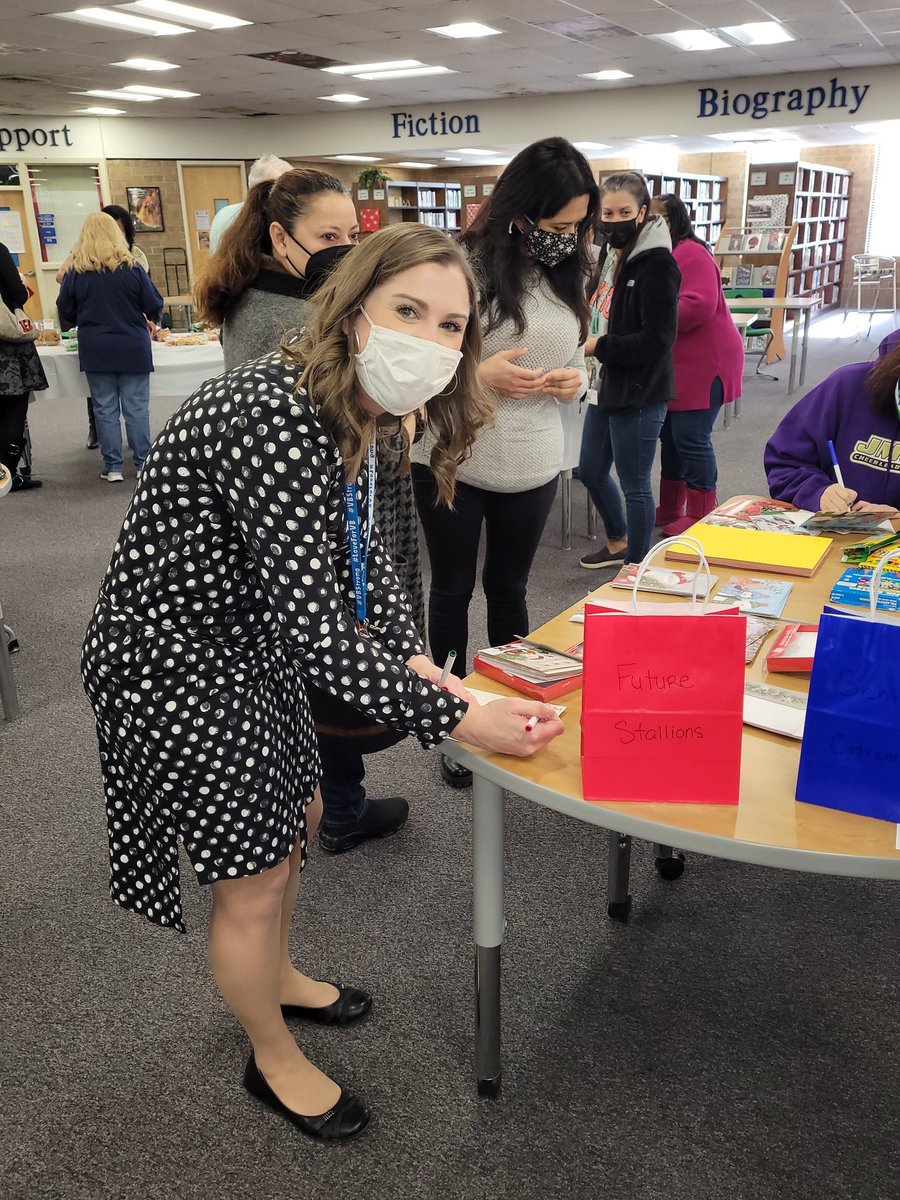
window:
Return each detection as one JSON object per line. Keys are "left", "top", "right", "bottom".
{"left": 28, "top": 164, "right": 103, "bottom": 262}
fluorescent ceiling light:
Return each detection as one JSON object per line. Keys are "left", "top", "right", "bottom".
{"left": 719, "top": 21, "right": 793, "bottom": 46}
{"left": 111, "top": 58, "right": 179, "bottom": 70}
{"left": 354, "top": 65, "right": 454, "bottom": 80}
{"left": 129, "top": 1, "right": 250, "bottom": 28}
{"left": 121, "top": 83, "right": 200, "bottom": 97}
{"left": 455, "top": 147, "right": 497, "bottom": 156}
{"left": 427, "top": 22, "right": 501, "bottom": 38}
{"left": 655, "top": 29, "right": 730, "bottom": 51}
{"left": 444, "top": 156, "right": 462, "bottom": 162}
{"left": 573, "top": 141, "right": 611, "bottom": 152}
{"left": 77, "top": 106, "right": 126, "bottom": 115}
{"left": 853, "top": 121, "right": 900, "bottom": 133}
{"left": 710, "top": 129, "right": 795, "bottom": 142}
{"left": 580, "top": 70, "right": 633, "bottom": 81}
{"left": 79, "top": 89, "right": 158, "bottom": 101}
{"left": 53, "top": 8, "right": 192, "bottom": 35}
{"left": 318, "top": 93, "right": 368, "bottom": 103}
{"left": 329, "top": 154, "right": 382, "bottom": 162}
{"left": 394, "top": 161, "right": 436, "bottom": 168}
{"left": 323, "top": 60, "right": 423, "bottom": 75}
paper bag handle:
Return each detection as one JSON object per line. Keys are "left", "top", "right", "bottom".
{"left": 868, "top": 549, "right": 900, "bottom": 620}
{"left": 630, "top": 536, "right": 712, "bottom": 613}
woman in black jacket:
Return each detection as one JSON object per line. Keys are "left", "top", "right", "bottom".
{"left": 579, "top": 171, "right": 680, "bottom": 567}
{"left": 0, "top": 240, "right": 47, "bottom": 492}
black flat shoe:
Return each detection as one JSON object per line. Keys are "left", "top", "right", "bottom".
{"left": 10, "top": 475, "right": 43, "bottom": 492}
{"left": 440, "top": 754, "right": 472, "bottom": 788}
{"left": 318, "top": 795, "right": 409, "bottom": 854}
{"left": 281, "top": 983, "right": 372, "bottom": 1025}
{"left": 243, "top": 1054, "right": 370, "bottom": 1142}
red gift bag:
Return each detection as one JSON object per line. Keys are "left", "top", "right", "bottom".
{"left": 581, "top": 538, "right": 746, "bottom": 805}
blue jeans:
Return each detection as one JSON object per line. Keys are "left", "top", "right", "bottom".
{"left": 86, "top": 372, "right": 151, "bottom": 473}
{"left": 318, "top": 744, "right": 367, "bottom": 834}
{"left": 659, "top": 378, "right": 724, "bottom": 492}
{"left": 579, "top": 401, "right": 666, "bottom": 563}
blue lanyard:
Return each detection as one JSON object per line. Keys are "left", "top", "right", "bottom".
{"left": 344, "top": 441, "right": 377, "bottom": 631}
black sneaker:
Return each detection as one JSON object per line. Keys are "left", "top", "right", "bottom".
{"left": 580, "top": 545, "right": 626, "bottom": 569}
{"left": 10, "top": 475, "right": 43, "bottom": 492}
{"left": 319, "top": 795, "right": 409, "bottom": 854}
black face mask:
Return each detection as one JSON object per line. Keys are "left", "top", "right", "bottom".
{"left": 598, "top": 218, "right": 639, "bottom": 249}
{"left": 284, "top": 230, "right": 355, "bottom": 290}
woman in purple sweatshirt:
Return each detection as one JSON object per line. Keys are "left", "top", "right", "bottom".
{"left": 765, "top": 330, "right": 900, "bottom": 514}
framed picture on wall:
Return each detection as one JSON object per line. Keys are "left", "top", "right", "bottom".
{"left": 126, "top": 186, "right": 164, "bottom": 233}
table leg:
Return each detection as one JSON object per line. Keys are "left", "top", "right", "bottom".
{"left": 560, "top": 469, "right": 572, "bottom": 550}
{"left": 787, "top": 309, "right": 801, "bottom": 394}
{"left": 799, "top": 307, "right": 813, "bottom": 389}
{"left": 473, "top": 772, "right": 504, "bottom": 1097}
{"left": 0, "top": 599, "right": 20, "bottom": 721}
{"left": 607, "top": 831, "right": 632, "bottom": 921}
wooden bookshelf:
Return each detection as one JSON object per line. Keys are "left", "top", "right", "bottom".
{"left": 714, "top": 223, "right": 798, "bottom": 366}
{"left": 745, "top": 162, "right": 851, "bottom": 307}
{"left": 641, "top": 170, "right": 729, "bottom": 248}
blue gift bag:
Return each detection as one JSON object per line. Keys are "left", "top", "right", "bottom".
{"left": 796, "top": 600, "right": 900, "bottom": 824}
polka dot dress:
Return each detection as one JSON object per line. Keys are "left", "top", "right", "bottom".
{"left": 82, "top": 351, "right": 467, "bottom": 932}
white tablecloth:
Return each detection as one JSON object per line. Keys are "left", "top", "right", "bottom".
{"left": 37, "top": 341, "right": 225, "bottom": 404}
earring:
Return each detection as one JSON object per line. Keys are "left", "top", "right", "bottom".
{"left": 439, "top": 373, "right": 460, "bottom": 397}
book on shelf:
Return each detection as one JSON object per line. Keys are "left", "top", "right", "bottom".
{"left": 735, "top": 264, "right": 754, "bottom": 287}
{"left": 726, "top": 232, "right": 744, "bottom": 252}
{"left": 610, "top": 563, "right": 717, "bottom": 598}
{"left": 752, "top": 265, "right": 777, "bottom": 288}
{"left": 712, "top": 575, "right": 793, "bottom": 618}
{"left": 766, "top": 230, "right": 786, "bottom": 251}
{"left": 765, "top": 623, "right": 818, "bottom": 672}
{"left": 743, "top": 680, "right": 807, "bottom": 739}
{"left": 742, "top": 233, "right": 765, "bottom": 253}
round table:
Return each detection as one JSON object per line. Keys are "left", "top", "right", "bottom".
{"left": 37, "top": 340, "right": 225, "bottom": 404}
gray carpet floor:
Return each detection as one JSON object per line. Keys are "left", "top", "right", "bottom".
{"left": 2, "top": 312, "right": 898, "bottom": 1200}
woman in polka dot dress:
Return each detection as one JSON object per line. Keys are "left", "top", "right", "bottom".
{"left": 81, "top": 224, "right": 564, "bottom": 1142}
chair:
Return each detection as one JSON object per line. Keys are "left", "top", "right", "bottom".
{"left": 844, "top": 254, "right": 897, "bottom": 337}
{"left": 723, "top": 287, "right": 778, "bottom": 381}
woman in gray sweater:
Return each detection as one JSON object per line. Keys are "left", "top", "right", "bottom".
{"left": 194, "top": 168, "right": 360, "bottom": 371}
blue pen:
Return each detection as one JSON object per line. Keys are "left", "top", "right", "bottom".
{"left": 827, "top": 439, "right": 845, "bottom": 488}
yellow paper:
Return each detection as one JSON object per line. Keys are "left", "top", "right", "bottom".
{"left": 667, "top": 522, "right": 833, "bottom": 577}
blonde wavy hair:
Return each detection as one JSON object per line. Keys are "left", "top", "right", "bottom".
{"left": 291, "top": 224, "right": 494, "bottom": 506}
{"left": 70, "top": 211, "right": 134, "bottom": 273}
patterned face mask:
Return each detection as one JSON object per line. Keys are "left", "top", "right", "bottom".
{"left": 523, "top": 222, "right": 578, "bottom": 268}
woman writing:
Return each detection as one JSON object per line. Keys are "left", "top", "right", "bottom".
{"left": 57, "top": 212, "right": 163, "bottom": 482}
{"left": 81, "top": 224, "right": 564, "bottom": 1141}
{"left": 765, "top": 331, "right": 900, "bottom": 514}
{"left": 579, "top": 171, "right": 681, "bottom": 568}
{"left": 193, "top": 167, "right": 360, "bottom": 371}
{"left": 411, "top": 137, "right": 595, "bottom": 787}
{"left": 649, "top": 193, "right": 744, "bottom": 534}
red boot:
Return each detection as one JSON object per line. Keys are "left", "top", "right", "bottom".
{"left": 663, "top": 488, "right": 718, "bottom": 536}
{"left": 655, "top": 478, "right": 686, "bottom": 527}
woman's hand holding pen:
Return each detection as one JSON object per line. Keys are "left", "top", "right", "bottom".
{"left": 452, "top": 697, "right": 564, "bottom": 758}
{"left": 406, "top": 653, "right": 474, "bottom": 704}
{"left": 478, "top": 348, "right": 546, "bottom": 399}
{"left": 819, "top": 483, "right": 858, "bottom": 513}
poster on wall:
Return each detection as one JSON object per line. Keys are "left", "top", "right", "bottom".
{"left": 747, "top": 194, "right": 788, "bottom": 229}
{"left": 0, "top": 210, "right": 27, "bottom": 254}
{"left": 126, "top": 186, "right": 164, "bottom": 233}
{"left": 194, "top": 209, "right": 210, "bottom": 231}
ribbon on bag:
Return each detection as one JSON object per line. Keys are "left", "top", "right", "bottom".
{"left": 581, "top": 537, "right": 746, "bottom": 805}
{"left": 796, "top": 551, "right": 900, "bottom": 823}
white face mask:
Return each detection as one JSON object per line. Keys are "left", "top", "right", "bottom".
{"left": 353, "top": 307, "right": 463, "bottom": 416}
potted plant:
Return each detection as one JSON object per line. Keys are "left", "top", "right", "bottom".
{"left": 357, "top": 166, "right": 391, "bottom": 190}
